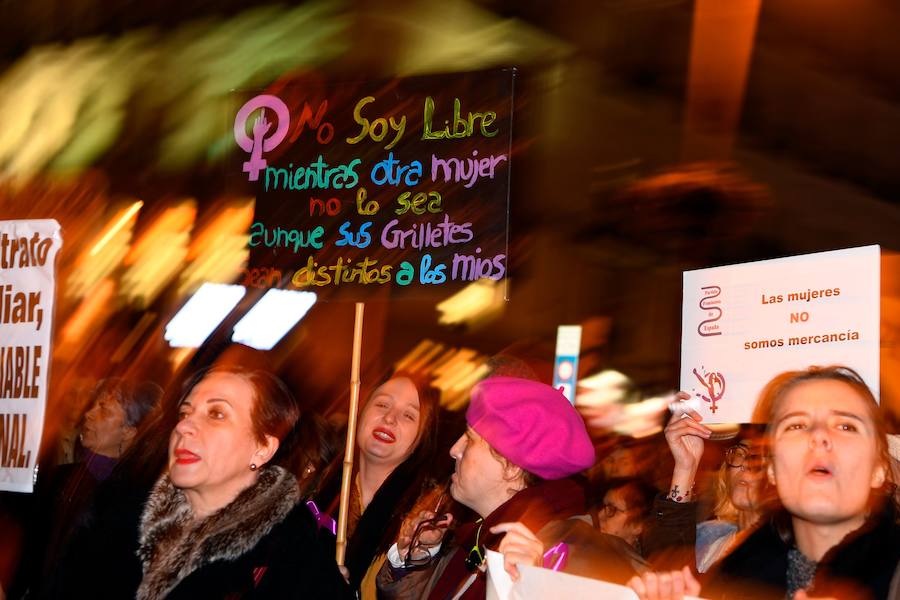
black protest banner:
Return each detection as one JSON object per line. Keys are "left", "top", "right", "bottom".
{"left": 229, "top": 69, "right": 514, "bottom": 300}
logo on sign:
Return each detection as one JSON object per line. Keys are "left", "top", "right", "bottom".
{"left": 234, "top": 95, "right": 291, "bottom": 182}
{"left": 691, "top": 366, "right": 726, "bottom": 413}
{"left": 697, "top": 285, "right": 723, "bottom": 337}
{"left": 557, "top": 359, "right": 574, "bottom": 381}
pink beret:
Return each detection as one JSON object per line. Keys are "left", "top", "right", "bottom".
{"left": 466, "top": 377, "right": 595, "bottom": 480}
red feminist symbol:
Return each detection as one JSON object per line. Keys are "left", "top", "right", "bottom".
{"left": 692, "top": 368, "right": 726, "bottom": 413}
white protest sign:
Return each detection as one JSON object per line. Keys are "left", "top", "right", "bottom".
{"left": 0, "top": 220, "right": 62, "bottom": 492}
{"left": 486, "top": 550, "right": 703, "bottom": 600}
{"left": 681, "top": 245, "right": 880, "bottom": 424}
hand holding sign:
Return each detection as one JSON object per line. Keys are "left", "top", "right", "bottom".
{"left": 628, "top": 567, "right": 702, "bottom": 600}
{"left": 665, "top": 392, "right": 711, "bottom": 502}
{"left": 491, "top": 521, "right": 544, "bottom": 582}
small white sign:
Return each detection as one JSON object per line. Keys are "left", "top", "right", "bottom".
{"left": 553, "top": 325, "right": 582, "bottom": 404}
{"left": 681, "top": 245, "right": 880, "bottom": 424}
{"left": 0, "top": 220, "right": 63, "bottom": 492}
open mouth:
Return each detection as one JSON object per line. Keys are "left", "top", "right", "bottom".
{"left": 372, "top": 427, "right": 396, "bottom": 443}
{"left": 807, "top": 464, "right": 833, "bottom": 478}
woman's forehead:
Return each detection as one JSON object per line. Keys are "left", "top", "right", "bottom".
{"left": 373, "top": 377, "right": 420, "bottom": 407}
{"left": 776, "top": 379, "right": 871, "bottom": 421}
{"left": 188, "top": 372, "right": 254, "bottom": 401}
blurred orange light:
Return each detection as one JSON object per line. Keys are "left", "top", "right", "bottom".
{"left": 67, "top": 200, "right": 142, "bottom": 299}
{"left": 121, "top": 200, "right": 196, "bottom": 307}
{"left": 178, "top": 198, "right": 254, "bottom": 296}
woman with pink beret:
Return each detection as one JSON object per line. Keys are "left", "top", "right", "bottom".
{"left": 378, "top": 376, "right": 640, "bottom": 599}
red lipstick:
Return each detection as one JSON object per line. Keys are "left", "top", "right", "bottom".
{"left": 174, "top": 448, "right": 200, "bottom": 464}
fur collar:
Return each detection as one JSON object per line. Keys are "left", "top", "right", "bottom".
{"left": 136, "top": 465, "right": 300, "bottom": 600}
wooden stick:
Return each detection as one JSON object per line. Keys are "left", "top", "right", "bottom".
{"left": 336, "top": 302, "right": 365, "bottom": 566}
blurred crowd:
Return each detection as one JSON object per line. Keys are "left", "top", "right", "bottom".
{"left": 2, "top": 4, "right": 900, "bottom": 598}
{"left": 0, "top": 357, "right": 898, "bottom": 600}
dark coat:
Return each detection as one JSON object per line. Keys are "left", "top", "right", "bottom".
{"left": 312, "top": 456, "right": 430, "bottom": 590}
{"left": 151, "top": 504, "right": 351, "bottom": 599}
{"left": 9, "top": 452, "right": 119, "bottom": 599}
{"left": 34, "top": 469, "right": 149, "bottom": 599}
{"left": 378, "top": 478, "right": 639, "bottom": 600}
{"left": 702, "top": 502, "right": 900, "bottom": 600}
{"left": 137, "top": 466, "right": 351, "bottom": 600}
{"left": 642, "top": 495, "right": 699, "bottom": 570}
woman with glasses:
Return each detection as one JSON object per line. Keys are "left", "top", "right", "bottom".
{"left": 631, "top": 366, "right": 900, "bottom": 599}
{"left": 596, "top": 478, "right": 657, "bottom": 555}
{"left": 694, "top": 439, "right": 766, "bottom": 572}
{"left": 642, "top": 398, "right": 767, "bottom": 573}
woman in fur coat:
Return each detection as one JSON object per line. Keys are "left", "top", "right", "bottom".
{"left": 135, "top": 365, "right": 352, "bottom": 599}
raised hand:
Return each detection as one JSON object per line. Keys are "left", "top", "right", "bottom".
{"left": 397, "top": 510, "right": 453, "bottom": 560}
{"left": 490, "top": 522, "right": 544, "bottom": 581}
{"left": 252, "top": 113, "right": 271, "bottom": 141}
{"left": 665, "top": 393, "right": 711, "bottom": 472}
{"left": 664, "top": 392, "right": 711, "bottom": 502}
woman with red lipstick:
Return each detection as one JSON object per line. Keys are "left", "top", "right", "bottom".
{"left": 311, "top": 371, "right": 441, "bottom": 599}
{"left": 630, "top": 366, "right": 900, "bottom": 600}
{"left": 133, "top": 366, "right": 351, "bottom": 600}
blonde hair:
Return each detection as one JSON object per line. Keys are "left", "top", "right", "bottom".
{"left": 711, "top": 461, "right": 740, "bottom": 523}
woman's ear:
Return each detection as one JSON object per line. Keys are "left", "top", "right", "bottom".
{"left": 121, "top": 425, "right": 137, "bottom": 449}
{"left": 871, "top": 463, "right": 886, "bottom": 489}
{"left": 501, "top": 457, "right": 527, "bottom": 490}
{"left": 766, "top": 462, "right": 776, "bottom": 486}
{"left": 256, "top": 434, "right": 280, "bottom": 467}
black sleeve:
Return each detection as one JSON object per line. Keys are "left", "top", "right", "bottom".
{"left": 642, "top": 494, "right": 698, "bottom": 570}
{"left": 250, "top": 505, "right": 354, "bottom": 600}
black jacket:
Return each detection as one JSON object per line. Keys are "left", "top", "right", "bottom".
{"left": 702, "top": 502, "right": 900, "bottom": 600}
{"left": 136, "top": 466, "right": 351, "bottom": 600}
{"left": 157, "top": 503, "right": 351, "bottom": 599}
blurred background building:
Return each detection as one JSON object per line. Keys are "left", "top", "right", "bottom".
{"left": 2, "top": 0, "right": 900, "bottom": 446}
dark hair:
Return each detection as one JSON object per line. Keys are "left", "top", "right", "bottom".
{"left": 178, "top": 365, "right": 303, "bottom": 468}
{"left": 86, "top": 378, "right": 162, "bottom": 429}
{"left": 104, "top": 363, "right": 314, "bottom": 498}
{"left": 488, "top": 444, "right": 543, "bottom": 490}
{"left": 314, "top": 370, "right": 442, "bottom": 588}
{"left": 604, "top": 477, "right": 657, "bottom": 528}
{"left": 356, "top": 371, "right": 440, "bottom": 461}
{"left": 124, "top": 381, "right": 164, "bottom": 428}
{"left": 280, "top": 411, "right": 341, "bottom": 493}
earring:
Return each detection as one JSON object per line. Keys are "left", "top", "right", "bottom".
{"left": 250, "top": 463, "right": 258, "bottom": 471}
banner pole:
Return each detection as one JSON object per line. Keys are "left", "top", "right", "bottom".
{"left": 336, "top": 301, "right": 365, "bottom": 566}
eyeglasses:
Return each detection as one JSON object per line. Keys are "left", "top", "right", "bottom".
{"left": 725, "top": 445, "right": 763, "bottom": 472}
{"left": 464, "top": 518, "right": 486, "bottom": 572}
{"left": 404, "top": 514, "right": 450, "bottom": 568}
{"left": 600, "top": 503, "right": 628, "bottom": 518}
